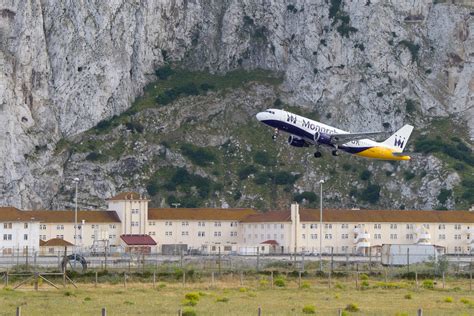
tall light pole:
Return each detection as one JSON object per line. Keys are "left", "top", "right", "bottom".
{"left": 73, "top": 177, "right": 79, "bottom": 265}
{"left": 319, "top": 179, "right": 324, "bottom": 272}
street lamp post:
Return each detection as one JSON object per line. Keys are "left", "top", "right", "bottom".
{"left": 319, "top": 179, "right": 324, "bottom": 272}
{"left": 73, "top": 178, "right": 79, "bottom": 267}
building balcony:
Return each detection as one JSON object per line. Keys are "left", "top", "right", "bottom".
{"left": 355, "top": 241, "right": 371, "bottom": 249}
{"left": 353, "top": 232, "right": 370, "bottom": 243}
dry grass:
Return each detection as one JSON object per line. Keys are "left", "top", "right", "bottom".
{"left": 0, "top": 277, "right": 472, "bottom": 315}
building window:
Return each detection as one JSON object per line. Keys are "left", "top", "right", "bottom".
{"left": 254, "top": 234, "right": 258, "bottom": 239}
{"left": 3, "top": 234, "right": 12, "bottom": 240}
{"left": 182, "top": 231, "right": 189, "bottom": 236}
{"left": 325, "top": 234, "right": 332, "bottom": 239}
{"left": 280, "top": 234, "right": 284, "bottom": 239}
{"left": 3, "top": 223, "right": 12, "bottom": 229}
{"left": 311, "top": 234, "right": 317, "bottom": 240}
{"left": 302, "top": 224, "right": 306, "bottom": 229}
{"left": 454, "top": 224, "right": 461, "bottom": 230}
{"left": 261, "top": 224, "right": 264, "bottom": 229}
{"left": 198, "top": 232, "right": 205, "bottom": 237}
{"left": 406, "top": 224, "right": 414, "bottom": 230}
{"left": 40, "top": 224, "right": 46, "bottom": 230}
{"left": 341, "top": 234, "right": 348, "bottom": 239}
{"left": 266, "top": 224, "right": 270, "bottom": 229}
{"left": 454, "top": 234, "right": 461, "bottom": 240}
{"left": 215, "top": 222, "right": 222, "bottom": 227}
{"left": 110, "top": 224, "right": 116, "bottom": 229}
{"left": 342, "top": 246, "right": 348, "bottom": 252}
{"left": 325, "top": 224, "right": 332, "bottom": 229}
{"left": 56, "top": 235, "right": 64, "bottom": 239}
{"left": 40, "top": 235, "right": 46, "bottom": 240}
{"left": 165, "top": 221, "right": 172, "bottom": 226}
{"left": 374, "top": 234, "right": 381, "bottom": 239}
{"left": 302, "top": 234, "right": 306, "bottom": 239}
{"left": 131, "top": 221, "right": 139, "bottom": 227}
{"left": 231, "top": 232, "right": 238, "bottom": 237}
{"left": 91, "top": 235, "right": 95, "bottom": 239}
{"left": 182, "top": 221, "right": 189, "bottom": 226}
{"left": 214, "top": 231, "right": 222, "bottom": 237}
{"left": 56, "top": 225, "right": 64, "bottom": 230}
{"left": 280, "top": 224, "right": 284, "bottom": 229}
{"left": 390, "top": 234, "right": 397, "bottom": 240}
{"left": 439, "top": 224, "right": 445, "bottom": 230}
{"left": 341, "top": 224, "right": 348, "bottom": 229}
{"left": 24, "top": 234, "right": 28, "bottom": 240}
{"left": 24, "top": 223, "right": 28, "bottom": 229}
{"left": 438, "top": 234, "right": 445, "bottom": 240}
{"left": 423, "top": 224, "right": 430, "bottom": 229}
{"left": 406, "top": 234, "right": 413, "bottom": 240}
{"left": 274, "top": 224, "right": 277, "bottom": 229}
{"left": 390, "top": 224, "right": 397, "bottom": 229}
{"left": 165, "top": 231, "right": 172, "bottom": 236}
{"left": 374, "top": 224, "right": 381, "bottom": 229}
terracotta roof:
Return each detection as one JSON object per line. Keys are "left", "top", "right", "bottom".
{"left": 39, "top": 240, "right": 46, "bottom": 246}
{"left": 0, "top": 207, "right": 42, "bottom": 221}
{"left": 299, "top": 209, "right": 474, "bottom": 223}
{"left": 120, "top": 234, "right": 157, "bottom": 245}
{"left": 261, "top": 240, "right": 279, "bottom": 245}
{"left": 148, "top": 208, "right": 257, "bottom": 221}
{"left": 41, "top": 238, "right": 74, "bottom": 247}
{"left": 107, "top": 192, "right": 146, "bottom": 201}
{"left": 241, "top": 208, "right": 474, "bottom": 223}
{"left": 240, "top": 210, "right": 291, "bottom": 223}
{"left": 25, "top": 210, "right": 121, "bottom": 223}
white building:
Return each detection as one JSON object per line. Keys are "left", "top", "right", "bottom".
{"left": 0, "top": 207, "right": 40, "bottom": 254}
{"left": 1, "top": 193, "right": 473, "bottom": 255}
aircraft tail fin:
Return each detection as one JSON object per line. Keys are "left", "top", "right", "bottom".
{"left": 382, "top": 124, "right": 414, "bottom": 152}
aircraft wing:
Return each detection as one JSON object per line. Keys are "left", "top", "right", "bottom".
{"left": 330, "top": 132, "right": 388, "bottom": 145}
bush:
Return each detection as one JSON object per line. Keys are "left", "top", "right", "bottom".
{"left": 274, "top": 277, "right": 286, "bottom": 287}
{"left": 403, "top": 171, "right": 416, "bottom": 181}
{"left": 84, "top": 297, "right": 92, "bottom": 301}
{"left": 238, "top": 165, "right": 258, "bottom": 180}
{"left": 155, "top": 65, "right": 174, "bottom": 80}
{"left": 404, "top": 293, "right": 412, "bottom": 300}
{"left": 399, "top": 40, "right": 420, "bottom": 62}
{"left": 85, "top": 152, "right": 104, "bottom": 161}
{"left": 460, "top": 298, "right": 471, "bottom": 304}
{"left": 359, "top": 184, "right": 381, "bottom": 203}
{"left": 345, "top": 303, "right": 360, "bottom": 312}
{"left": 253, "top": 151, "right": 276, "bottom": 166}
{"left": 302, "top": 305, "right": 316, "bottom": 314}
{"left": 422, "top": 279, "right": 434, "bottom": 289}
{"left": 181, "top": 144, "right": 218, "bottom": 167}
{"left": 293, "top": 191, "right": 318, "bottom": 204}
{"left": 259, "top": 279, "right": 269, "bottom": 287}
{"left": 335, "top": 283, "right": 345, "bottom": 290}
{"left": 444, "top": 297, "right": 453, "bottom": 303}
{"left": 300, "top": 281, "right": 311, "bottom": 289}
{"left": 216, "top": 297, "right": 229, "bottom": 303}
{"left": 182, "top": 307, "right": 197, "bottom": 316}
{"left": 360, "top": 280, "right": 369, "bottom": 289}
{"left": 184, "top": 292, "right": 200, "bottom": 301}
{"left": 238, "top": 287, "right": 248, "bottom": 292}
{"left": 359, "top": 273, "right": 369, "bottom": 280}
{"left": 182, "top": 299, "right": 198, "bottom": 306}
{"left": 125, "top": 121, "right": 144, "bottom": 134}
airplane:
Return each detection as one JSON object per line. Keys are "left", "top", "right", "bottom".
{"left": 256, "top": 109, "right": 414, "bottom": 161}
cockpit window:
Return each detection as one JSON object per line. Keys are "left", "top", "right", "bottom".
{"left": 265, "top": 110, "right": 275, "bottom": 114}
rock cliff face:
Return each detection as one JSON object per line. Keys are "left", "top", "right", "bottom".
{"left": 0, "top": 0, "right": 472, "bottom": 210}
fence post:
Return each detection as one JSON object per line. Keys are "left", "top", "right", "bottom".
{"left": 328, "top": 269, "right": 331, "bottom": 289}
{"left": 256, "top": 247, "right": 260, "bottom": 272}
{"left": 25, "top": 246, "right": 29, "bottom": 271}
{"left": 337, "top": 308, "right": 342, "bottom": 316}
{"left": 16, "top": 306, "right": 21, "bottom": 316}
{"left": 384, "top": 268, "right": 387, "bottom": 283}
{"left": 101, "top": 307, "right": 107, "bottom": 316}
{"left": 124, "top": 273, "right": 127, "bottom": 289}
{"left": 331, "top": 247, "right": 334, "bottom": 273}
{"left": 470, "top": 272, "right": 472, "bottom": 291}
{"left": 5, "top": 270, "right": 8, "bottom": 287}
{"left": 183, "top": 271, "right": 186, "bottom": 287}
{"left": 415, "top": 271, "right": 418, "bottom": 288}
{"left": 258, "top": 306, "right": 262, "bottom": 316}
{"left": 211, "top": 272, "right": 215, "bottom": 287}
{"left": 355, "top": 272, "right": 358, "bottom": 290}
{"left": 270, "top": 271, "right": 274, "bottom": 289}
{"left": 95, "top": 271, "right": 98, "bottom": 287}
{"left": 178, "top": 309, "right": 182, "bottom": 316}
{"left": 417, "top": 308, "right": 423, "bottom": 316}
{"left": 442, "top": 272, "right": 445, "bottom": 289}
{"left": 153, "top": 271, "right": 156, "bottom": 289}
{"left": 240, "top": 271, "right": 244, "bottom": 286}
{"left": 34, "top": 272, "right": 39, "bottom": 291}
{"left": 298, "top": 271, "right": 301, "bottom": 288}
{"left": 407, "top": 248, "right": 410, "bottom": 273}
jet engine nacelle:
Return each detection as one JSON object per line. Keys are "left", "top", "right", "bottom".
{"left": 313, "top": 131, "right": 333, "bottom": 145}
{"left": 288, "top": 135, "right": 309, "bottom": 147}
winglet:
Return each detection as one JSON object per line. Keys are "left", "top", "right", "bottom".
{"left": 383, "top": 125, "right": 414, "bottom": 152}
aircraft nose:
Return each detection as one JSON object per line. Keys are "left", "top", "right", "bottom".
{"left": 256, "top": 112, "right": 265, "bottom": 121}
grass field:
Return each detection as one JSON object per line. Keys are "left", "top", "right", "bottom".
{"left": 1, "top": 276, "right": 473, "bottom": 315}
